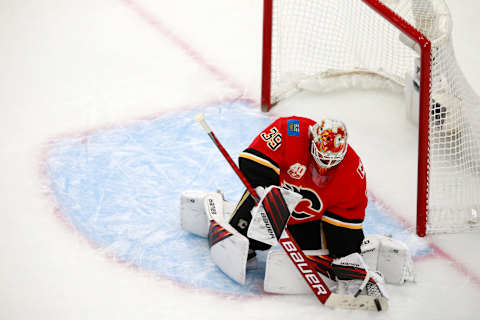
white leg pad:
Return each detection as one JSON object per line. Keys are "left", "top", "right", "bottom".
{"left": 204, "top": 192, "right": 249, "bottom": 285}
{"left": 180, "top": 190, "right": 211, "bottom": 237}
{"left": 210, "top": 231, "right": 249, "bottom": 285}
{"left": 361, "top": 234, "right": 415, "bottom": 285}
{"left": 180, "top": 190, "right": 236, "bottom": 237}
{"left": 264, "top": 234, "right": 414, "bottom": 295}
{"left": 264, "top": 249, "right": 336, "bottom": 294}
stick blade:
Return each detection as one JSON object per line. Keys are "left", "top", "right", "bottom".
{"left": 326, "top": 294, "right": 389, "bottom": 312}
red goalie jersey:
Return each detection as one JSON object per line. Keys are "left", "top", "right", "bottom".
{"left": 238, "top": 116, "right": 367, "bottom": 230}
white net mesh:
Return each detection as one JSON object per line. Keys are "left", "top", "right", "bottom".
{"left": 267, "top": 0, "right": 480, "bottom": 234}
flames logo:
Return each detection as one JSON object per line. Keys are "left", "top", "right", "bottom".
{"left": 282, "top": 182, "right": 323, "bottom": 220}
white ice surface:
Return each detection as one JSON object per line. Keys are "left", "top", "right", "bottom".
{"left": 1, "top": 0, "right": 480, "bottom": 319}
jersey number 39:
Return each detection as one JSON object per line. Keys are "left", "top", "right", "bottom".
{"left": 261, "top": 127, "right": 282, "bottom": 151}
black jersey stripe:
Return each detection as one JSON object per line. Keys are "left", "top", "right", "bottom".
{"left": 239, "top": 148, "right": 280, "bottom": 175}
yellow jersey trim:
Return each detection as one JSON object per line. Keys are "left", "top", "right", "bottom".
{"left": 321, "top": 215, "right": 363, "bottom": 230}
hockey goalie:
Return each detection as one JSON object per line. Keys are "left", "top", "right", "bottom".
{"left": 181, "top": 116, "right": 414, "bottom": 306}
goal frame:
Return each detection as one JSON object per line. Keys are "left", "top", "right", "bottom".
{"left": 261, "top": 0, "right": 432, "bottom": 237}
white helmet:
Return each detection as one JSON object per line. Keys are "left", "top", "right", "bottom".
{"left": 309, "top": 119, "right": 348, "bottom": 169}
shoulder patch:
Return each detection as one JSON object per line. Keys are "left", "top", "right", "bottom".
{"left": 287, "top": 163, "right": 307, "bottom": 179}
{"left": 287, "top": 119, "right": 300, "bottom": 136}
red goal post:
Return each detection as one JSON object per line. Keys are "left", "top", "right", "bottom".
{"left": 261, "top": 0, "right": 480, "bottom": 236}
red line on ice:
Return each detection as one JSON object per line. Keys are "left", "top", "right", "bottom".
{"left": 121, "top": 0, "right": 245, "bottom": 96}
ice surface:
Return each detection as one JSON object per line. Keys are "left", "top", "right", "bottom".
{"left": 1, "top": 0, "right": 480, "bottom": 319}
{"left": 44, "top": 100, "right": 431, "bottom": 298}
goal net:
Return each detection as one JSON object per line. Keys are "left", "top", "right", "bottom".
{"left": 261, "top": 0, "right": 480, "bottom": 236}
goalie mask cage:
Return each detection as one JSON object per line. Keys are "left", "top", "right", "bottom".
{"left": 261, "top": 0, "right": 480, "bottom": 236}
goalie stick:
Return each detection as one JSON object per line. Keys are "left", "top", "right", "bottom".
{"left": 194, "top": 113, "right": 388, "bottom": 312}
